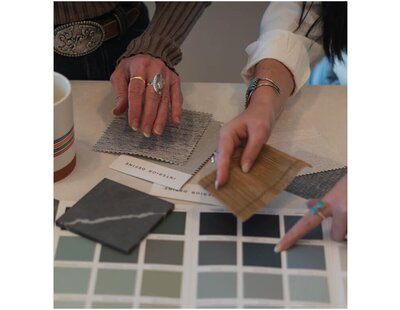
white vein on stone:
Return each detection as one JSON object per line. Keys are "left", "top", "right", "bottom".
{"left": 62, "top": 212, "right": 166, "bottom": 226}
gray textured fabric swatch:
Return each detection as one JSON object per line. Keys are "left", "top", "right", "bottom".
{"left": 285, "top": 167, "right": 347, "bottom": 199}
{"left": 147, "top": 120, "right": 221, "bottom": 175}
{"left": 93, "top": 110, "right": 212, "bottom": 165}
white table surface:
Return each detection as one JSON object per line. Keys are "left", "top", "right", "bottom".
{"left": 54, "top": 81, "right": 347, "bottom": 202}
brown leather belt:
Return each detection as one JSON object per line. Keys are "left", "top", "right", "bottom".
{"left": 54, "top": 4, "right": 141, "bottom": 57}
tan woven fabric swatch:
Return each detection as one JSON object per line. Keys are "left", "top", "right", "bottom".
{"left": 199, "top": 145, "right": 311, "bottom": 222}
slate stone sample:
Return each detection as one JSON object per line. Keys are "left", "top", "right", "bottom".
{"left": 56, "top": 178, "right": 174, "bottom": 253}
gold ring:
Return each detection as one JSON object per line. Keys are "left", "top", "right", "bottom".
{"left": 130, "top": 76, "right": 146, "bottom": 84}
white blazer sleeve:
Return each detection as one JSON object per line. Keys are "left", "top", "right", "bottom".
{"left": 241, "top": 2, "right": 325, "bottom": 94}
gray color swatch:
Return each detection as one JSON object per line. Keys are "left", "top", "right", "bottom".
{"left": 243, "top": 273, "right": 283, "bottom": 300}
{"left": 243, "top": 243, "right": 281, "bottom": 268}
{"left": 198, "top": 241, "right": 236, "bottom": 265}
{"left": 144, "top": 240, "right": 184, "bottom": 265}
{"left": 287, "top": 245, "right": 326, "bottom": 270}
{"left": 55, "top": 178, "right": 174, "bottom": 253}
{"left": 93, "top": 110, "right": 212, "bottom": 165}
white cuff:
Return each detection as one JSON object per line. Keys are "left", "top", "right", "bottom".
{"left": 241, "top": 29, "right": 324, "bottom": 95}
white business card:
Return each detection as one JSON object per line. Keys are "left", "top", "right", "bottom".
{"left": 150, "top": 183, "right": 222, "bottom": 206}
{"left": 110, "top": 155, "right": 192, "bottom": 190}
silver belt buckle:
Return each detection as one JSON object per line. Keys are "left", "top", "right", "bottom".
{"left": 54, "top": 21, "right": 105, "bottom": 57}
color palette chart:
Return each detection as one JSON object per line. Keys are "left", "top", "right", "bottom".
{"left": 54, "top": 192, "right": 347, "bottom": 308}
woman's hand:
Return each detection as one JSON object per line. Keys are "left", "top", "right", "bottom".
{"left": 215, "top": 87, "right": 280, "bottom": 188}
{"left": 275, "top": 175, "right": 348, "bottom": 252}
{"left": 110, "top": 54, "right": 182, "bottom": 137}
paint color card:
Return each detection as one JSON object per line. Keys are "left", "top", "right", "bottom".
{"left": 198, "top": 241, "right": 236, "bottom": 265}
{"left": 287, "top": 245, "right": 326, "bottom": 270}
{"left": 242, "top": 214, "right": 280, "bottom": 238}
{"left": 141, "top": 270, "right": 182, "bottom": 298}
{"left": 99, "top": 244, "right": 139, "bottom": 263}
{"left": 197, "top": 272, "right": 237, "bottom": 299}
{"left": 55, "top": 236, "right": 96, "bottom": 261}
{"left": 144, "top": 240, "right": 184, "bottom": 265}
{"left": 152, "top": 211, "right": 186, "bottom": 235}
{"left": 243, "top": 273, "right": 283, "bottom": 300}
{"left": 94, "top": 269, "right": 136, "bottom": 295}
{"left": 200, "top": 145, "right": 310, "bottom": 221}
{"left": 93, "top": 110, "right": 212, "bottom": 165}
{"left": 243, "top": 243, "right": 281, "bottom": 268}
{"left": 199, "top": 212, "right": 237, "bottom": 235}
{"left": 56, "top": 178, "right": 174, "bottom": 253}
{"left": 54, "top": 267, "right": 91, "bottom": 294}
{"left": 289, "top": 275, "right": 330, "bottom": 303}
{"left": 284, "top": 215, "right": 323, "bottom": 240}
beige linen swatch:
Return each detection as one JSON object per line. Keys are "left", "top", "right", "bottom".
{"left": 199, "top": 145, "right": 311, "bottom": 221}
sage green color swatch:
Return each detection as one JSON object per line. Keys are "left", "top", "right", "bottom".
{"left": 141, "top": 270, "right": 182, "bottom": 298}
{"left": 289, "top": 275, "right": 330, "bottom": 303}
{"left": 152, "top": 212, "right": 186, "bottom": 235}
{"left": 197, "top": 272, "right": 237, "bottom": 298}
{"left": 55, "top": 236, "right": 96, "bottom": 261}
{"left": 94, "top": 269, "right": 136, "bottom": 295}
{"left": 54, "top": 267, "right": 91, "bottom": 294}
{"left": 54, "top": 300, "right": 86, "bottom": 308}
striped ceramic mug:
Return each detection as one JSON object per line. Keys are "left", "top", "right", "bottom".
{"left": 54, "top": 72, "right": 76, "bottom": 182}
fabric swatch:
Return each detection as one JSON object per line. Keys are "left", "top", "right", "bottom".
{"left": 199, "top": 145, "right": 310, "bottom": 222}
{"left": 147, "top": 120, "right": 221, "bottom": 175}
{"left": 93, "top": 110, "right": 212, "bottom": 165}
{"left": 286, "top": 167, "right": 347, "bottom": 199}
{"left": 56, "top": 178, "right": 174, "bottom": 253}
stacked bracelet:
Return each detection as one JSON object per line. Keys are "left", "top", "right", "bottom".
{"left": 245, "top": 77, "right": 281, "bottom": 108}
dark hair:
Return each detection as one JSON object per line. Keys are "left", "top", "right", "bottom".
{"left": 297, "top": 2, "right": 347, "bottom": 62}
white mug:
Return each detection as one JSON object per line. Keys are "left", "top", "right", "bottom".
{"left": 54, "top": 72, "right": 76, "bottom": 182}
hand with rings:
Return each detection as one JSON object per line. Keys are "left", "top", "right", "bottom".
{"left": 110, "top": 54, "right": 182, "bottom": 137}
{"left": 275, "top": 175, "right": 347, "bottom": 252}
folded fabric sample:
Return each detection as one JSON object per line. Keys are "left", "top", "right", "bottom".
{"left": 199, "top": 145, "right": 311, "bottom": 222}
{"left": 56, "top": 178, "right": 174, "bottom": 253}
{"left": 147, "top": 119, "right": 221, "bottom": 175}
{"left": 93, "top": 110, "right": 212, "bottom": 165}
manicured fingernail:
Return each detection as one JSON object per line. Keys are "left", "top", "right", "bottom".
{"left": 153, "top": 126, "right": 162, "bottom": 135}
{"left": 241, "top": 162, "right": 251, "bottom": 173}
{"left": 274, "top": 244, "right": 281, "bottom": 253}
{"left": 131, "top": 126, "right": 138, "bottom": 131}
{"left": 142, "top": 125, "right": 152, "bottom": 137}
{"left": 215, "top": 180, "right": 219, "bottom": 190}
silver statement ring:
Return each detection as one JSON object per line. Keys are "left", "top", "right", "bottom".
{"left": 148, "top": 73, "right": 165, "bottom": 95}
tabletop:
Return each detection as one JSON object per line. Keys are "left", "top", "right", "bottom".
{"left": 54, "top": 81, "right": 347, "bottom": 308}
{"left": 54, "top": 81, "right": 347, "bottom": 201}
